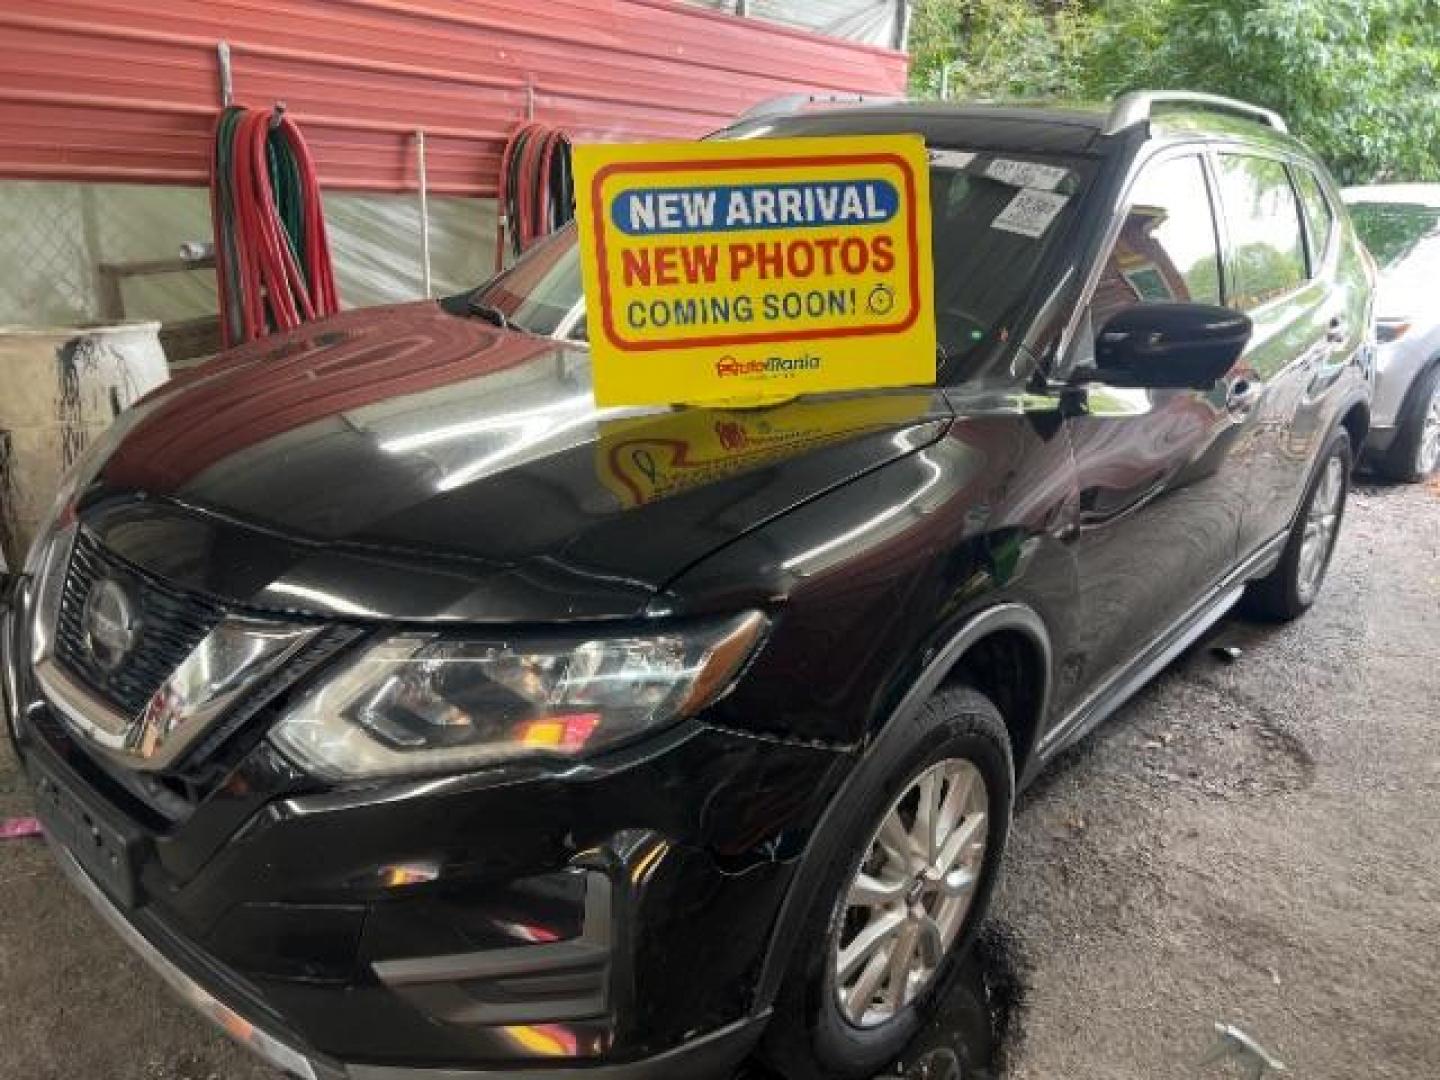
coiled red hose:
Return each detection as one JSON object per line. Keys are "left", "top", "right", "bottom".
{"left": 495, "top": 122, "right": 574, "bottom": 270}
{"left": 211, "top": 106, "right": 339, "bottom": 346}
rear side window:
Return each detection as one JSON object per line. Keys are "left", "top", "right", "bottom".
{"left": 1215, "top": 154, "right": 1308, "bottom": 310}
{"left": 1294, "top": 168, "right": 1335, "bottom": 272}
{"left": 1089, "top": 154, "right": 1222, "bottom": 329}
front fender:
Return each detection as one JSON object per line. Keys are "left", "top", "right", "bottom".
{"left": 657, "top": 415, "right": 1078, "bottom": 751}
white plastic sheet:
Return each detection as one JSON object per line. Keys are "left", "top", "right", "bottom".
{"left": 686, "top": 0, "right": 903, "bottom": 47}
{"left": 0, "top": 181, "right": 500, "bottom": 330}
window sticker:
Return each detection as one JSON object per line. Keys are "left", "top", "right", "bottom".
{"left": 928, "top": 149, "right": 977, "bottom": 171}
{"left": 991, "top": 189, "right": 1070, "bottom": 238}
{"left": 985, "top": 158, "right": 1069, "bottom": 191}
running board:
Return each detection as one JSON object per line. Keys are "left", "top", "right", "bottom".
{"left": 1038, "top": 582, "right": 1245, "bottom": 759}
{"left": 1038, "top": 530, "right": 1286, "bottom": 759}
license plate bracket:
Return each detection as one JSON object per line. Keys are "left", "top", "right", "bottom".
{"left": 31, "top": 760, "right": 142, "bottom": 908}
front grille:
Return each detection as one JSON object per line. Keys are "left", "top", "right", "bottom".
{"left": 54, "top": 530, "right": 225, "bottom": 717}
{"left": 42, "top": 530, "right": 361, "bottom": 824}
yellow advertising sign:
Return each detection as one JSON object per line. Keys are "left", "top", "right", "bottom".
{"left": 574, "top": 135, "right": 936, "bottom": 407}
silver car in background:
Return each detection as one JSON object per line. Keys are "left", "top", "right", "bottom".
{"left": 1342, "top": 184, "right": 1440, "bottom": 480}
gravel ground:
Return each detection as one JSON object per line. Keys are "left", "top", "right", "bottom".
{"left": 0, "top": 476, "right": 1434, "bottom": 1080}
{"left": 991, "top": 473, "right": 1440, "bottom": 1080}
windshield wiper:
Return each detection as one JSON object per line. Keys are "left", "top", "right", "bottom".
{"left": 467, "top": 296, "right": 512, "bottom": 330}
{"left": 935, "top": 342, "right": 959, "bottom": 376}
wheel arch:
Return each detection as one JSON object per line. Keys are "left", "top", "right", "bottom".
{"left": 749, "top": 601, "right": 1053, "bottom": 1017}
{"left": 1394, "top": 350, "right": 1440, "bottom": 432}
{"left": 933, "top": 609, "right": 1052, "bottom": 782}
{"left": 1339, "top": 397, "right": 1370, "bottom": 454}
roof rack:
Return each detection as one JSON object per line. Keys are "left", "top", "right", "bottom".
{"left": 1103, "top": 91, "right": 1288, "bottom": 135}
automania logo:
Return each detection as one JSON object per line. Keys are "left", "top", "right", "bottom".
{"left": 714, "top": 353, "right": 822, "bottom": 378}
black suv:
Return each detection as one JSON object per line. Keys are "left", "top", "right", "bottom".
{"left": 2, "top": 93, "right": 1373, "bottom": 1080}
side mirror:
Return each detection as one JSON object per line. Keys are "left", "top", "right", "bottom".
{"left": 1080, "top": 303, "right": 1252, "bottom": 391}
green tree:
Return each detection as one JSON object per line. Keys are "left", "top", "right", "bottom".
{"left": 908, "top": 0, "right": 1440, "bottom": 184}
{"left": 909, "top": 0, "right": 1091, "bottom": 102}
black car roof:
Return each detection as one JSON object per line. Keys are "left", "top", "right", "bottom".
{"left": 720, "top": 100, "right": 1316, "bottom": 163}
{"left": 720, "top": 103, "right": 1110, "bottom": 156}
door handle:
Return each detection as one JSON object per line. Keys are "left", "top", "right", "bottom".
{"left": 1226, "top": 377, "right": 1259, "bottom": 415}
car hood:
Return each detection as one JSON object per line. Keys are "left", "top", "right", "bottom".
{"left": 1375, "top": 240, "right": 1440, "bottom": 320}
{"left": 83, "top": 302, "right": 950, "bottom": 622}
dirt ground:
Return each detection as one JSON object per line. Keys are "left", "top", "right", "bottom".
{"left": 0, "top": 476, "right": 1435, "bottom": 1080}
{"left": 991, "top": 474, "right": 1440, "bottom": 1080}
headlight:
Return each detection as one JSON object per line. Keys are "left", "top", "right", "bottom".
{"left": 269, "top": 611, "right": 767, "bottom": 781}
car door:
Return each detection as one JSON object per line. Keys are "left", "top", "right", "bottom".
{"left": 1059, "top": 150, "right": 1255, "bottom": 700}
{"left": 1210, "top": 151, "right": 1341, "bottom": 557}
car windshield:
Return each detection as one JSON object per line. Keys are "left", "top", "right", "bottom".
{"left": 1348, "top": 201, "right": 1440, "bottom": 269}
{"left": 466, "top": 149, "right": 1090, "bottom": 383}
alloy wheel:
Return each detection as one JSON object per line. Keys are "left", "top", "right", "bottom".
{"left": 1296, "top": 454, "right": 1344, "bottom": 602}
{"left": 1417, "top": 384, "right": 1440, "bottom": 476}
{"left": 832, "top": 758, "right": 989, "bottom": 1028}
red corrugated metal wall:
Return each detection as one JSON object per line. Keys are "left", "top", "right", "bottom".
{"left": 0, "top": 0, "right": 907, "bottom": 196}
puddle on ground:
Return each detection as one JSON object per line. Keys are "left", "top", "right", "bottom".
{"left": 737, "top": 924, "right": 1021, "bottom": 1080}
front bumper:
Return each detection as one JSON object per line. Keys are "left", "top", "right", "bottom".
{"left": 47, "top": 838, "right": 331, "bottom": 1079}
{"left": 49, "top": 841, "right": 772, "bottom": 1080}
{"left": 1370, "top": 333, "right": 1436, "bottom": 433}
{"left": 1, "top": 576, "right": 844, "bottom": 1078}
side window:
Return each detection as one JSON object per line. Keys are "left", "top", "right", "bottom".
{"left": 1088, "top": 155, "right": 1223, "bottom": 331}
{"left": 1294, "top": 167, "right": 1335, "bottom": 273}
{"left": 1215, "top": 154, "right": 1308, "bottom": 309}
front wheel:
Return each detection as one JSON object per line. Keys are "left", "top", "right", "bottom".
{"left": 761, "top": 688, "right": 1013, "bottom": 1080}
{"left": 1243, "top": 429, "right": 1351, "bottom": 621}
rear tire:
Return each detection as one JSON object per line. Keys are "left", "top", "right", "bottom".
{"left": 761, "top": 688, "right": 1013, "bottom": 1080}
{"left": 1375, "top": 361, "right": 1440, "bottom": 482}
{"left": 1243, "top": 429, "right": 1351, "bottom": 622}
